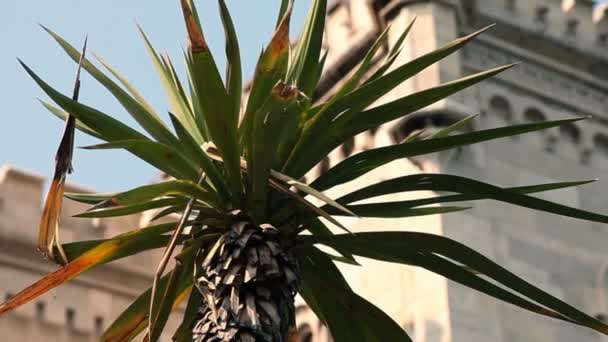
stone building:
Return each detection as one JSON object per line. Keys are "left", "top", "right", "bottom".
{"left": 2, "top": 0, "right": 608, "bottom": 341}
{"left": 0, "top": 166, "right": 180, "bottom": 341}
{"left": 295, "top": 0, "right": 608, "bottom": 341}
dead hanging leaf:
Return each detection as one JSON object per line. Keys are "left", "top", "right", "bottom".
{"left": 38, "top": 176, "right": 66, "bottom": 260}
{"left": 38, "top": 37, "right": 88, "bottom": 265}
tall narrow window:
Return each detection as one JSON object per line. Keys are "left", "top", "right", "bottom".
{"left": 535, "top": 6, "right": 549, "bottom": 24}
{"left": 594, "top": 134, "right": 608, "bottom": 157}
{"left": 506, "top": 0, "right": 516, "bottom": 11}
{"left": 566, "top": 19, "right": 579, "bottom": 36}
{"left": 599, "top": 33, "right": 608, "bottom": 47}
{"left": 35, "top": 301, "right": 45, "bottom": 320}
{"left": 94, "top": 316, "right": 104, "bottom": 335}
{"left": 66, "top": 307, "right": 75, "bottom": 330}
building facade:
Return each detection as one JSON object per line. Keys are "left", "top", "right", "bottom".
{"left": 1, "top": 0, "right": 608, "bottom": 341}
{"left": 294, "top": 0, "right": 608, "bottom": 342}
{"left": 0, "top": 166, "right": 181, "bottom": 341}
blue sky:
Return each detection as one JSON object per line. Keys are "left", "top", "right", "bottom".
{"left": 2, "top": 1, "right": 607, "bottom": 192}
{"left": 0, "top": 1, "right": 308, "bottom": 192}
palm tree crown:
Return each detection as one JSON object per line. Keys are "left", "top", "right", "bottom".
{"left": 1, "top": 0, "right": 608, "bottom": 341}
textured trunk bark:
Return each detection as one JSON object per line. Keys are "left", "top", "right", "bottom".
{"left": 192, "top": 219, "right": 300, "bottom": 342}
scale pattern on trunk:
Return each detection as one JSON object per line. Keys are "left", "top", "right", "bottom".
{"left": 192, "top": 220, "right": 300, "bottom": 342}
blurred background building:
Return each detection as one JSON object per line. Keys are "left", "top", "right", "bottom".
{"left": 0, "top": 166, "right": 181, "bottom": 340}
{"left": 295, "top": 1, "right": 608, "bottom": 341}
{"left": 2, "top": 0, "right": 608, "bottom": 341}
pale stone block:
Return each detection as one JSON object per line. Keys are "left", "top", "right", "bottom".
{"left": 0, "top": 166, "right": 44, "bottom": 243}
{"left": 100, "top": 214, "right": 141, "bottom": 238}
{"left": 442, "top": 212, "right": 497, "bottom": 259}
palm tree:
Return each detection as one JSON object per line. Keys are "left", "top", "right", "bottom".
{"left": 1, "top": 0, "right": 608, "bottom": 341}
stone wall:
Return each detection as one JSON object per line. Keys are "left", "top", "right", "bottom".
{"left": 0, "top": 166, "right": 180, "bottom": 341}
{"left": 305, "top": 1, "right": 608, "bottom": 341}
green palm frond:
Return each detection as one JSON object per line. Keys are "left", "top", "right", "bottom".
{"left": 2, "top": 1, "right": 607, "bottom": 341}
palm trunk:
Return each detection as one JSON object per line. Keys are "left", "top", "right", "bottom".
{"left": 192, "top": 217, "right": 300, "bottom": 342}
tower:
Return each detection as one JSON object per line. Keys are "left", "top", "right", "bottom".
{"left": 295, "top": 1, "right": 608, "bottom": 341}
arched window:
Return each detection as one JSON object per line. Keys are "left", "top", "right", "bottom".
{"left": 594, "top": 134, "right": 608, "bottom": 157}
{"left": 566, "top": 18, "right": 579, "bottom": 36}
{"left": 560, "top": 123, "right": 581, "bottom": 145}
{"left": 554, "top": 122, "right": 581, "bottom": 156}
{"left": 297, "top": 323, "right": 314, "bottom": 342}
{"left": 535, "top": 6, "right": 549, "bottom": 24}
{"left": 319, "top": 157, "right": 330, "bottom": 174}
{"left": 392, "top": 112, "right": 461, "bottom": 143}
{"left": 522, "top": 108, "right": 550, "bottom": 150}
{"left": 489, "top": 96, "right": 513, "bottom": 123}
{"left": 524, "top": 108, "right": 546, "bottom": 123}
{"left": 341, "top": 137, "right": 355, "bottom": 158}
{"left": 295, "top": 305, "right": 330, "bottom": 342}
